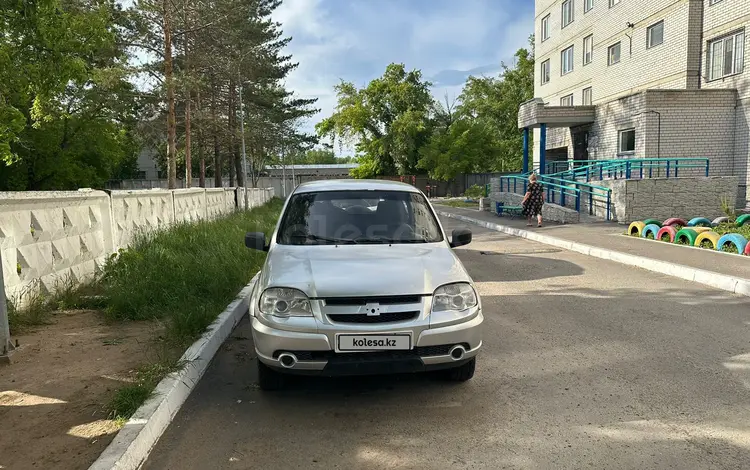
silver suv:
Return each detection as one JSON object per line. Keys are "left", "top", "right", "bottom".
{"left": 244, "top": 179, "right": 483, "bottom": 390}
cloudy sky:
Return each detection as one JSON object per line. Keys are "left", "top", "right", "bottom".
{"left": 272, "top": 0, "right": 534, "bottom": 142}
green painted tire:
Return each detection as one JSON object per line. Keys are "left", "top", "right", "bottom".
{"left": 642, "top": 219, "right": 662, "bottom": 227}
{"left": 674, "top": 228, "right": 699, "bottom": 246}
{"left": 736, "top": 214, "right": 750, "bottom": 227}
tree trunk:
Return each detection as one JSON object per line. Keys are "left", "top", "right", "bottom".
{"left": 227, "top": 78, "right": 236, "bottom": 187}
{"left": 233, "top": 82, "right": 244, "bottom": 186}
{"left": 197, "top": 91, "right": 205, "bottom": 187}
{"left": 211, "top": 77, "right": 221, "bottom": 187}
{"left": 163, "top": 0, "right": 177, "bottom": 189}
{"left": 184, "top": 27, "right": 192, "bottom": 188}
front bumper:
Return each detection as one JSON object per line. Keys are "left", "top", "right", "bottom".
{"left": 251, "top": 311, "right": 483, "bottom": 377}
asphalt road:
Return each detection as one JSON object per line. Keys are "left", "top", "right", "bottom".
{"left": 143, "top": 217, "right": 750, "bottom": 470}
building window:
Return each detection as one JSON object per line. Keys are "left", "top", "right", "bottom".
{"left": 136, "top": 171, "right": 147, "bottom": 179}
{"left": 562, "top": 0, "right": 574, "bottom": 28}
{"left": 708, "top": 31, "right": 745, "bottom": 81}
{"left": 582, "top": 87, "right": 593, "bottom": 105}
{"left": 561, "top": 45, "right": 574, "bottom": 75}
{"left": 585, "top": 0, "right": 594, "bottom": 13}
{"left": 618, "top": 128, "right": 636, "bottom": 154}
{"left": 583, "top": 35, "right": 593, "bottom": 65}
{"left": 560, "top": 94, "right": 574, "bottom": 106}
{"left": 608, "top": 42, "right": 621, "bottom": 65}
{"left": 541, "top": 14, "right": 550, "bottom": 41}
{"left": 541, "top": 59, "right": 551, "bottom": 84}
{"left": 647, "top": 21, "right": 664, "bottom": 48}
{"left": 609, "top": 0, "right": 620, "bottom": 7}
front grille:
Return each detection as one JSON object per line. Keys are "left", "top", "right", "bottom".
{"left": 327, "top": 311, "right": 419, "bottom": 324}
{"left": 322, "top": 295, "right": 422, "bottom": 306}
{"left": 271, "top": 343, "right": 470, "bottom": 361}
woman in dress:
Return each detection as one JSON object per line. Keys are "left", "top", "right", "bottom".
{"left": 522, "top": 173, "right": 544, "bottom": 227}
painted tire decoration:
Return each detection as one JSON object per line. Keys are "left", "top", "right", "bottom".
{"left": 687, "top": 217, "right": 712, "bottom": 227}
{"left": 745, "top": 241, "right": 750, "bottom": 256}
{"left": 737, "top": 214, "right": 750, "bottom": 227}
{"left": 712, "top": 216, "right": 729, "bottom": 227}
{"left": 663, "top": 218, "right": 688, "bottom": 227}
{"left": 642, "top": 219, "right": 662, "bottom": 227}
{"left": 628, "top": 221, "right": 646, "bottom": 237}
{"left": 688, "top": 227, "right": 711, "bottom": 234}
{"left": 674, "top": 228, "right": 699, "bottom": 246}
{"left": 656, "top": 226, "right": 677, "bottom": 243}
{"left": 717, "top": 234, "right": 748, "bottom": 254}
{"left": 694, "top": 231, "right": 721, "bottom": 249}
{"left": 642, "top": 224, "right": 661, "bottom": 239}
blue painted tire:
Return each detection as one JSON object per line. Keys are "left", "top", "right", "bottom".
{"left": 641, "top": 224, "right": 661, "bottom": 239}
{"left": 687, "top": 217, "right": 712, "bottom": 227}
{"left": 712, "top": 217, "right": 729, "bottom": 227}
{"left": 717, "top": 234, "right": 748, "bottom": 254}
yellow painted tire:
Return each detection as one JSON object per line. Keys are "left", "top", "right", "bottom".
{"left": 688, "top": 227, "right": 711, "bottom": 234}
{"left": 628, "top": 221, "right": 646, "bottom": 237}
{"left": 694, "top": 231, "right": 721, "bottom": 249}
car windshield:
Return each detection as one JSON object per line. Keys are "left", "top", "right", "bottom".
{"left": 276, "top": 190, "right": 444, "bottom": 245}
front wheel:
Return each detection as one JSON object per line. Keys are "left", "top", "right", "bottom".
{"left": 257, "top": 360, "right": 285, "bottom": 391}
{"left": 444, "top": 357, "right": 476, "bottom": 382}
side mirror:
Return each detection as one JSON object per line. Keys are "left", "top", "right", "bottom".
{"left": 245, "top": 232, "right": 268, "bottom": 251}
{"left": 450, "top": 228, "right": 472, "bottom": 248}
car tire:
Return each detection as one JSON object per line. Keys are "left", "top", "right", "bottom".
{"left": 257, "top": 360, "right": 285, "bottom": 391}
{"left": 444, "top": 358, "right": 476, "bottom": 382}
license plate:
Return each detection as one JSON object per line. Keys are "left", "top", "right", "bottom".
{"left": 337, "top": 334, "right": 411, "bottom": 352}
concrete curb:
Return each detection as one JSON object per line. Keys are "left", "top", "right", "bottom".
{"left": 437, "top": 210, "right": 750, "bottom": 298}
{"left": 88, "top": 273, "right": 260, "bottom": 470}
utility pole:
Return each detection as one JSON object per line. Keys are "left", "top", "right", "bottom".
{"left": 1, "top": 250, "right": 14, "bottom": 365}
{"left": 239, "top": 75, "right": 249, "bottom": 210}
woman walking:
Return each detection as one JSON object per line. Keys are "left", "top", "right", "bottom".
{"left": 522, "top": 173, "right": 544, "bottom": 227}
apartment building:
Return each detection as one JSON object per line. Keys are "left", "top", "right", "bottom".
{"left": 518, "top": 0, "right": 750, "bottom": 204}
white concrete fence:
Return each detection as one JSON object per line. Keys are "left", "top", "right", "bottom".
{"left": 0, "top": 187, "right": 274, "bottom": 305}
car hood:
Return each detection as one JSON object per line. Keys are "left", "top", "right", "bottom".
{"left": 259, "top": 243, "right": 472, "bottom": 297}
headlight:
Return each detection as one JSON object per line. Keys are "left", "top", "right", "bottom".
{"left": 259, "top": 288, "right": 311, "bottom": 317}
{"left": 431, "top": 283, "right": 478, "bottom": 312}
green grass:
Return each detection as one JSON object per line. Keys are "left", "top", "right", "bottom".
{"left": 7, "top": 278, "right": 103, "bottom": 333}
{"left": 107, "top": 359, "right": 184, "bottom": 421}
{"left": 102, "top": 198, "right": 282, "bottom": 420}
{"left": 99, "top": 198, "right": 283, "bottom": 347}
{"left": 436, "top": 200, "right": 478, "bottom": 209}
{"left": 712, "top": 222, "right": 750, "bottom": 238}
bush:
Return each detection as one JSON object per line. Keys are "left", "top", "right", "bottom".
{"left": 99, "top": 198, "right": 283, "bottom": 346}
{"left": 463, "top": 185, "right": 484, "bottom": 200}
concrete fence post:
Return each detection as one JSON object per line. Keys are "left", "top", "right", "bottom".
{"left": 1, "top": 249, "right": 13, "bottom": 364}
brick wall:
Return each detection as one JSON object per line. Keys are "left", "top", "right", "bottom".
{"left": 599, "top": 176, "right": 739, "bottom": 222}
{"left": 535, "top": 0, "right": 696, "bottom": 108}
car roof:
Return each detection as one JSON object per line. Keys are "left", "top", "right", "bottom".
{"left": 293, "top": 179, "right": 421, "bottom": 194}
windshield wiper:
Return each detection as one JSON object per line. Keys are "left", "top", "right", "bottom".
{"left": 291, "top": 234, "right": 357, "bottom": 244}
{"left": 355, "top": 236, "right": 428, "bottom": 244}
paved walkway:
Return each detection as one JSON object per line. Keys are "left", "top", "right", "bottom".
{"left": 434, "top": 205, "right": 750, "bottom": 281}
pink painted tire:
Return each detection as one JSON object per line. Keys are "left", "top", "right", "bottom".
{"left": 656, "top": 226, "right": 677, "bottom": 243}
{"left": 663, "top": 218, "right": 688, "bottom": 227}
{"left": 745, "top": 242, "right": 750, "bottom": 256}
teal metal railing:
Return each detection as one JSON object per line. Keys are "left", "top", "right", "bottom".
{"left": 547, "top": 158, "right": 710, "bottom": 181}
{"left": 498, "top": 174, "right": 613, "bottom": 221}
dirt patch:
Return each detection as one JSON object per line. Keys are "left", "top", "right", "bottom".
{"left": 0, "top": 310, "right": 163, "bottom": 470}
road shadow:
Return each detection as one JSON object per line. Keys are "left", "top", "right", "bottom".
{"left": 457, "top": 250, "right": 585, "bottom": 282}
